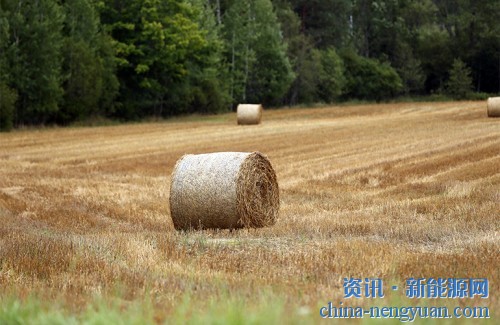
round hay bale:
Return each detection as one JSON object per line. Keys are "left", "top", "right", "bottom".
{"left": 237, "top": 104, "right": 263, "bottom": 125}
{"left": 487, "top": 97, "right": 500, "bottom": 117}
{"left": 169, "top": 152, "right": 279, "bottom": 230}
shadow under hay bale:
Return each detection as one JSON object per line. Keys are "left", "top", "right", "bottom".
{"left": 169, "top": 152, "right": 279, "bottom": 230}
{"left": 237, "top": 104, "right": 263, "bottom": 125}
{"left": 487, "top": 97, "right": 500, "bottom": 117}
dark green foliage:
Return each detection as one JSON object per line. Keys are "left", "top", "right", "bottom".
{"left": 395, "top": 44, "right": 426, "bottom": 95}
{"left": 316, "top": 48, "right": 345, "bottom": 102}
{"left": 95, "top": 33, "right": 120, "bottom": 117}
{"left": 0, "top": 0, "right": 499, "bottom": 128}
{"left": 58, "top": 0, "right": 118, "bottom": 123}
{"left": 183, "top": 0, "right": 229, "bottom": 114}
{"left": 99, "top": 0, "right": 224, "bottom": 117}
{"left": 60, "top": 40, "right": 103, "bottom": 121}
{"left": 292, "top": 46, "right": 321, "bottom": 104}
{"left": 0, "top": 82, "right": 17, "bottom": 132}
{"left": 288, "top": 0, "right": 351, "bottom": 49}
{"left": 272, "top": 0, "right": 311, "bottom": 105}
{"left": 446, "top": 59, "right": 473, "bottom": 100}
{"left": 224, "top": 0, "right": 294, "bottom": 106}
{"left": 341, "top": 50, "right": 403, "bottom": 101}
{"left": 293, "top": 48, "right": 345, "bottom": 104}
{"left": 417, "top": 26, "right": 453, "bottom": 92}
{"left": 1, "top": 0, "right": 64, "bottom": 125}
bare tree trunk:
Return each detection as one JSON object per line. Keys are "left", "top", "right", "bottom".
{"left": 230, "top": 32, "right": 235, "bottom": 108}
{"left": 243, "top": 43, "right": 248, "bottom": 102}
{"left": 243, "top": 4, "right": 252, "bottom": 103}
{"left": 216, "top": 0, "right": 221, "bottom": 25}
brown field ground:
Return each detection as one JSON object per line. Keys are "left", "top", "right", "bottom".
{"left": 0, "top": 101, "right": 499, "bottom": 320}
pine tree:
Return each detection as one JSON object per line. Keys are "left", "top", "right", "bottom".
{"left": 0, "top": 11, "right": 16, "bottom": 131}
{"left": 60, "top": 0, "right": 118, "bottom": 123}
{"left": 446, "top": 59, "right": 473, "bottom": 100}
{"left": 184, "top": 0, "right": 229, "bottom": 113}
{"left": 317, "top": 48, "right": 345, "bottom": 102}
{"left": 224, "top": 0, "right": 293, "bottom": 106}
{"left": 2, "top": 0, "right": 64, "bottom": 125}
{"left": 289, "top": 0, "right": 352, "bottom": 49}
{"left": 0, "top": 82, "right": 17, "bottom": 132}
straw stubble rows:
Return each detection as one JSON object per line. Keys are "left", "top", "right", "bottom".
{"left": 0, "top": 101, "right": 498, "bottom": 315}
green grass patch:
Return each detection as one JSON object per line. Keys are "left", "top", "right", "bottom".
{"left": 0, "top": 292, "right": 315, "bottom": 324}
{"left": 0, "top": 290, "right": 494, "bottom": 324}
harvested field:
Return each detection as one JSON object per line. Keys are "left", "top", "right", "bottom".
{"left": 0, "top": 101, "right": 498, "bottom": 321}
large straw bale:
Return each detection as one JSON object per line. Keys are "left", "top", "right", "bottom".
{"left": 237, "top": 104, "right": 263, "bottom": 125}
{"left": 169, "top": 152, "right": 279, "bottom": 230}
{"left": 487, "top": 97, "right": 500, "bottom": 117}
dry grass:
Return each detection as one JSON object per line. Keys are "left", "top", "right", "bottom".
{"left": 0, "top": 101, "right": 499, "bottom": 319}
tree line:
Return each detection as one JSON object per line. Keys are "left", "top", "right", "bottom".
{"left": 1, "top": 0, "right": 499, "bottom": 131}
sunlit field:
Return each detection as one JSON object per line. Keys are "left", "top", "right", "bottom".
{"left": 0, "top": 101, "right": 498, "bottom": 322}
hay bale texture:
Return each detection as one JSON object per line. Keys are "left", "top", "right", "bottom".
{"left": 487, "top": 97, "right": 500, "bottom": 117}
{"left": 237, "top": 104, "right": 263, "bottom": 125}
{"left": 169, "top": 152, "right": 279, "bottom": 230}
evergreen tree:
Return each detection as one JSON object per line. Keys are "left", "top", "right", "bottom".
{"left": 1, "top": 0, "right": 499, "bottom": 128}
{"left": 289, "top": 0, "right": 351, "bottom": 49}
{"left": 223, "top": 0, "right": 256, "bottom": 104}
{"left": 395, "top": 43, "right": 425, "bottom": 95}
{"left": 224, "top": 0, "right": 293, "bottom": 106}
{"left": 294, "top": 46, "right": 322, "bottom": 104}
{"left": 59, "top": 0, "right": 118, "bottom": 123}
{"left": 317, "top": 48, "right": 345, "bottom": 102}
{"left": 417, "top": 24, "right": 453, "bottom": 92}
{"left": 0, "top": 82, "right": 17, "bottom": 132}
{"left": 341, "top": 49, "right": 402, "bottom": 101}
{"left": 182, "top": 0, "right": 229, "bottom": 113}
{"left": 0, "top": 12, "right": 15, "bottom": 131}
{"left": 446, "top": 59, "right": 473, "bottom": 100}
{"left": 1, "top": 0, "right": 64, "bottom": 125}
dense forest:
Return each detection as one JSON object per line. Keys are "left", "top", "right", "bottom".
{"left": 1, "top": 0, "right": 499, "bottom": 130}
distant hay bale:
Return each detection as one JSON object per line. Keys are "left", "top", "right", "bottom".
{"left": 169, "top": 152, "right": 279, "bottom": 230}
{"left": 237, "top": 104, "right": 263, "bottom": 125}
{"left": 487, "top": 97, "right": 500, "bottom": 117}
